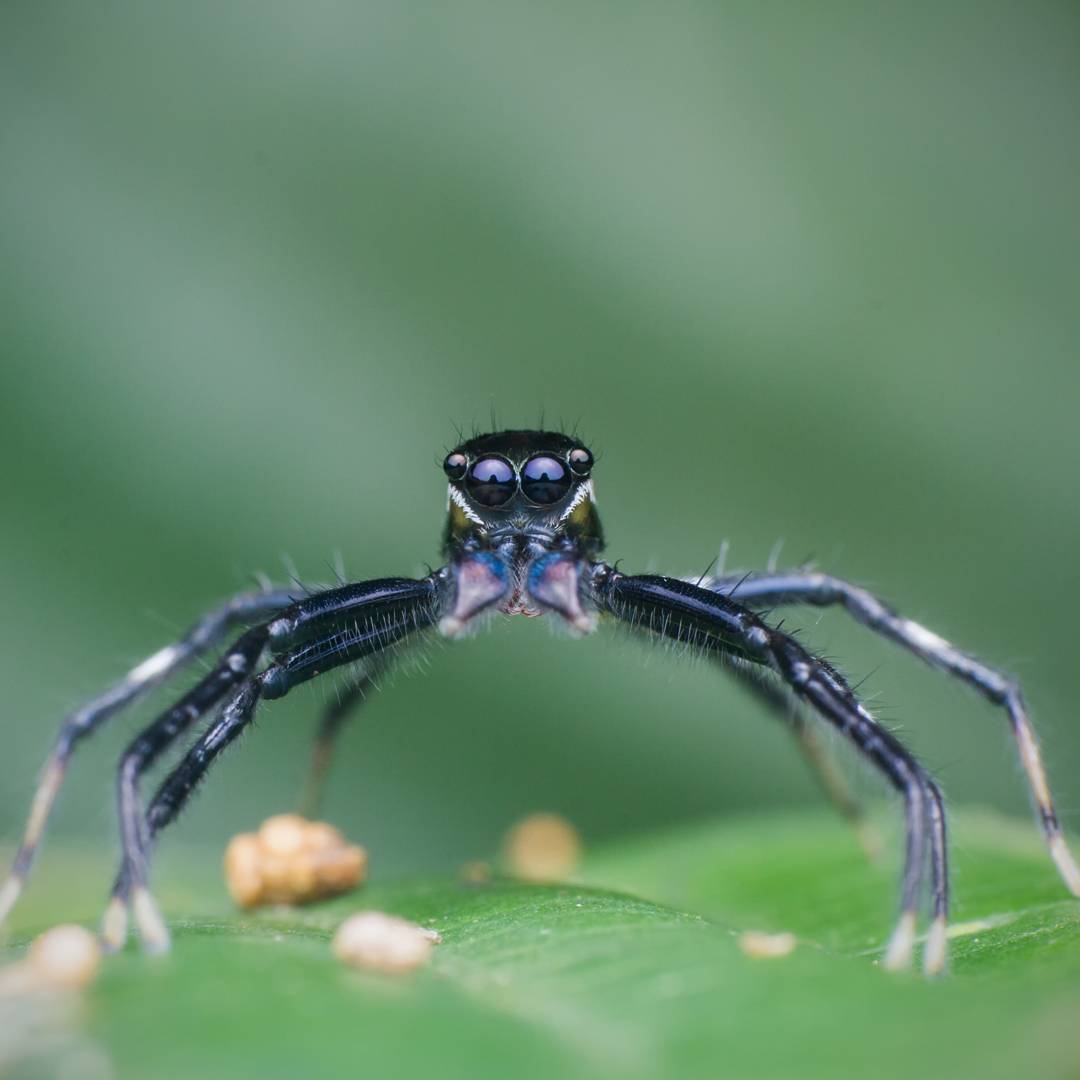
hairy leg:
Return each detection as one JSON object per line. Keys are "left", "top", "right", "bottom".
{"left": 703, "top": 568, "right": 1080, "bottom": 897}
{"left": 116, "top": 575, "right": 442, "bottom": 951}
{"left": 0, "top": 588, "right": 294, "bottom": 930}
{"left": 102, "top": 626, "right": 273, "bottom": 950}
{"left": 593, "top": 567, "right": 949, "bottom": 974}
{"left": 726, "top": 662, "right": 882, "bottom": 860}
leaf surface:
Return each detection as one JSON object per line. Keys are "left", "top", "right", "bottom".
{"left": 3, "top": 810, "right": 1079, "bottom": 1080}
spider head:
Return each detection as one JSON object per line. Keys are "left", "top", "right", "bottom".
{"left": 441, "top": 429, "right": 602, "bottom": 555}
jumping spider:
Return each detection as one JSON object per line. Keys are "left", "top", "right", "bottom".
{"left": 2, "top": 428, "right": 1077, "bottom": 976}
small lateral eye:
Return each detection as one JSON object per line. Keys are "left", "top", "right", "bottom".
{"left": 466, "top": 456, "right": 516, "bottom": 507}
{"left": 568, "top": 447, "right": 593, "bottom": 476}
{"left": 443, "top": 452, "right": 468, "bottom": 481}
{"left": 521, "top": 455, "right": 571, "bottom": 505}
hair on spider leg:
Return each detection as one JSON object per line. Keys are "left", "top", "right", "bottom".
{"left": 849, "top": 664, "right": 887, "bottom": 696}
{"left": 766, "top": 538, "right": 786, "bottom": 575}
{"left": 715, "top": 540, "right": 731, "bottom": 577}
{"left": 277, "top": 554, "right": 319, "bottom": 598}
{"left": 611, "top": 607, "right": 715, "bottom": 673}
{"left": 327, "top": 551, "right": 348, "bottom": 586}
{"left": 693, "top": 555, "right": 720, "bottom": 589}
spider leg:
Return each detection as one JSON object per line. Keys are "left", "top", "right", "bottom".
{"left": 129, "top": 678, "right": 266, "bottom": 953}
{"left": 702, "top": 569, "right": 1080, "bottom": 898}
{"left": 591, "top": 567, "right": 949, "bottom": 974}
{"left": 727, "top": 662, "right": 883, "bottom": 861}
{"left": 0, "top": 587, "right": 294, "bottom": 932}
{"left": 298, "top": 670, "right": 380, "bottom": 819}
{"left": 106, "top": 664, "right": 383, "bottom": 949}
{"left": 100, "top": 625, "right": 274, "bottom": 951}
{"left": 116, "top": 574, "right": 442, "bottom": 952}
{"left": 275, "top": 550, "right": 504, "bottom": 817}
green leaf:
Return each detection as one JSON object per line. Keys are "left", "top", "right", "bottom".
{"left": 3, "top": 810, "right": 1079, "bottom": 1080}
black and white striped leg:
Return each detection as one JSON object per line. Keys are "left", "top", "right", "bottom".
{"left": 298, "top": 672, "right": 379, "bottom": 819}
{"left": 593, "top": 568, "right": 949, "bottom": 974}
{"left": 102, "top": 626, "right": 273, "bottom": 952}
{"left": 107, "top": 677, "right": 265, "bottom": 954}
{"left": 0, "top": 588, "right": 294, "bottom": 932}
{"left": 704, "top": 569, "right": 1080, "bottom": 898}
{"left": 924, "top": 778, "right": 949, "bottom": 976}
{"left": 130, "top": 677, "right": 267, "bottom": 952}
{"left": 113, "top": 575, "right": 442, "bottom": 951}
{"left": 727, "top": 663, "right": 883, "bottom": 861}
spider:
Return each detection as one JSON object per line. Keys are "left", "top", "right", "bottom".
{"left": 2, "top": 428, "right": 1077, "bottom": 977}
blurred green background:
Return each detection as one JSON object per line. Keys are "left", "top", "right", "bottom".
{"left": 1, "top": 1, "right": 1078, "bottom": 886}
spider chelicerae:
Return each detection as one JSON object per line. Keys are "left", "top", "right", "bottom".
{"left": 2, "top": 428, "right": 1077, "bottom": 976}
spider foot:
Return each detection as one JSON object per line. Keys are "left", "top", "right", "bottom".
{"left": 0, "top": 874, "right": 24, "bottom": 931}
{"left": 132, "top": 886, "right": 171, "bottom": 954}
{"left": 99, "top": 895, "right": 129, "bottom": 953}
{"left": 881, "top": 909, "right": 917, "bottom": 972}
{"left": 1049, "top": 834, "right": 1080, "bottom": 898}
{"left": 923, "top": 914, "right": 948, "bottom": 977}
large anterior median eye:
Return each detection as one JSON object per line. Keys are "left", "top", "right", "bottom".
{"left": 521, "top": 455, "right": 571, "bottom": 505}
{"left": 466, "top": 456, "right": 516, "bottom": 506}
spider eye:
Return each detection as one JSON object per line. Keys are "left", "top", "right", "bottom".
{"left": 466, "top": 456, "right": 516, "bottom": 506}
{"left": 521, "top": 455, "right": 571, "bottom": 505}
{"left": 443, "top": 452, "right": 468, "bottom": 481}
{"left": 568, "top": 447, "right": 593, "bottom": 477}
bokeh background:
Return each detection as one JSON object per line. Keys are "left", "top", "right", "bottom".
{"left": 2, "top": 2, "right": 1078, "bottom": 884}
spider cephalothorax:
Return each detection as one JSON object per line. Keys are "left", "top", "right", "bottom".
{"left": 3, "top": 427, "right": 1078, "bottom": 979}
{"left": 439, "top": 430, "right": 603, "bottom": 632}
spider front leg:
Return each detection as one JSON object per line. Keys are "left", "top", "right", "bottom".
{"left": 106, "top": 575, "right": 441, "bottom": 953}
{"left": 0, "top": 587, "right": 295, "bottom": 933}
{"left": 591, "top": 567, "right": 949, "bottom": 975}
{"left": 703, "top": 569, "right": 1080, "bottom": 898}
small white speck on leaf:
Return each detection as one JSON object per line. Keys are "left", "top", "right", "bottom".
{"left": 738, "top": 930, "right": 797, "bottom": 960}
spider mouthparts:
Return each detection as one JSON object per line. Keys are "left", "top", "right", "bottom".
{"left": 526, "top": 553, "right": 596, "bottom": 634}
{"left": 438, "top": 552, "right": 510, "bottom": 638}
